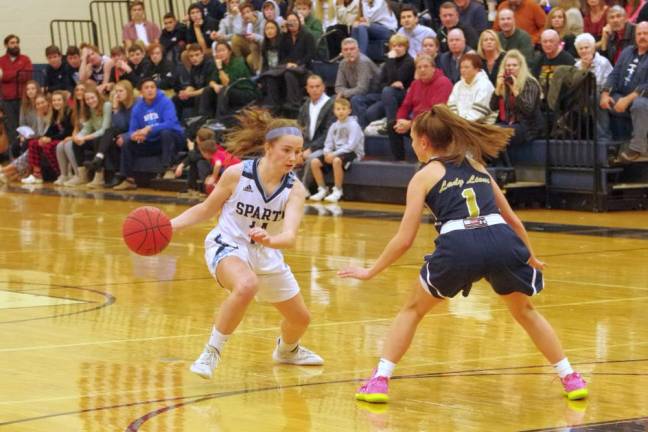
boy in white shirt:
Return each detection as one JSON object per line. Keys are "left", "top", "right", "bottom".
{"left": 309, "top": 97, "right": 364, "bottom": 202}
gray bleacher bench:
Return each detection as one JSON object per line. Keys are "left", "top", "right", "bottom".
{"left": 324, "top": 159, "right": 418, "bottom": 204}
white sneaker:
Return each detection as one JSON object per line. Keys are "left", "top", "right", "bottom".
{"left": 324, "top": 187, "right": 343, "bottom": 202}
{"left": 308, "top": 186, "right": 328, "bottom": 201}
{"left": 21, "top": 174, "right": 43, "bottom": 184}
{"left": 325, "top": 203, "right": 343, "bottom": 216}
{"left": 64, "top": 175, "right": 87, "bottom": 187}
{"left": 190, "top": 344, "right": 221, "bottom": 379}
{"left": 53, "top": 175, "right": 69, "bottom": 186}
{"left": 272, "top": 338, "right": 324, "bottom": 366}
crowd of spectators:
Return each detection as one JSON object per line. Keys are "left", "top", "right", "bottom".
{"left": 1, "top": 0, "right": 647, "bottom": 197}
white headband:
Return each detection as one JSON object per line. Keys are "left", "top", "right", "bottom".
{"left": 265, "top": 126, "right": 303, "bottom": 141}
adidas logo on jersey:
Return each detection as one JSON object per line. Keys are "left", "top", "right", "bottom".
{"left": 243, "top": 185, "right": 253, "bottom": 192}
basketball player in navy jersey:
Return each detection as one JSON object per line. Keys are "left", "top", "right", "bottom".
{"left": 171, "top": 109, "right": 323, "bottom": 379}
{"left": 339, "top": 105, "right": 588, "bottom": 402}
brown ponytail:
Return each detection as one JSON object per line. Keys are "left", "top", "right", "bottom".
{"left": 412, "top": 105, "right": 513, "bottom": 165}
{"left": 224, "top": 107, "right": 303, "bottom": 157}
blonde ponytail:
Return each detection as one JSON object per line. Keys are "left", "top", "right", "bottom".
{"left": 412, "top": 105, "right": 513, "bottom": 164}
{"left": 224, "top": 108, "right": 302, "bottom": 157}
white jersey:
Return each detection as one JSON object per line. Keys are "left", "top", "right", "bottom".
{"left": 204, "top": 159, "right": 299, "bottom": 281}
{"left": 212, "top": 158, "right": 297, "bottom": 244}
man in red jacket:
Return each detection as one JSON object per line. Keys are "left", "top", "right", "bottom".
{"left": 0, "top": 34, "right": 32, "bottom": 154}
{"left": 389, "top": 54, "right": 452, "bottom": 160}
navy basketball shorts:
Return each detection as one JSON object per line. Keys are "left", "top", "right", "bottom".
{"left": 419, "top": 224, "right": 543, "bottom": 298}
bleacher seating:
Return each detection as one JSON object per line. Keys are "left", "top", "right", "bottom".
{"left": 35, "top": 1, "right": 647, "bottom": 211}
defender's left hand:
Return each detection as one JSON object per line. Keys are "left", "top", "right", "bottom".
{"left": 338, "top": 266, "right": 373, "bottom": 280}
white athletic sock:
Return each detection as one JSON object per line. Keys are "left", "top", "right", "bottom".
{"left": 553, "top": 358, "right": 574, "bottom": 378}
{"left": 375, "top": 358, "right": 396, "bottom": 378}
{"left": 208, "top": 327, "right": 229, "bottom": 353}
{"left": 278, "top": 337, "right": 298, "bottom": 352}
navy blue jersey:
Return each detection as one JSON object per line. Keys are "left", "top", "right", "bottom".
{"left": 425, "top": 159, "right": 500, "bottom": 229}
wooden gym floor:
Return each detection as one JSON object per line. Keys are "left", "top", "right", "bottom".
{"left": 0, "top": 185, "right": 646, "bottom": 432}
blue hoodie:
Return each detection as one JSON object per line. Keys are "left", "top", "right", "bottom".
{"left": 129, "top": 89, "right": 184, "bottom": 140}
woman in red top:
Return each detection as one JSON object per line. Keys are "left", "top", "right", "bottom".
{"left": 389, "top": 54, "right": 452, "bottom": 161}
{"left": 583, "top": 0, "right": 609, "bottom": 40}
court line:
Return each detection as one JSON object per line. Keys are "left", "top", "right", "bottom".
{"left": 0, "top": 288, "right": 94, "bottom": 305}
{"left": 522, "top": 415, "right": 648, "bottom": 432}
{"left": 0, "top": 287, "right": 115, "bottom": 325}
{"left": 0, "top": 358, "right": 646, "bottom": 428}
{"left": 2, "top": 292, "right": 648, "bottom": 353}
{"left": 3, "top": 185, "right": 648, "bottom": 241}
{"left": 2, "top": 344, "right": 646, "bottom": 407}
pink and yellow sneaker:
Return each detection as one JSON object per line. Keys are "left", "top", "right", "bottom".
{"left": 355, "top": 373, "right": 389, "bottom": 403}
{"left": 561, "top": 372, "right": 588, "bottom": 400}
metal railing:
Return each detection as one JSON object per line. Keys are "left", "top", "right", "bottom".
{"left": 50, "top": 20, "right": 99, "bottom": 52}
{"left": 90, "top": 0, "right": 131, "bottom": 53}
{"left": 51, "top": 0, "right": 188, "bottom": 54}
{"left": 143, "top": 0, "right": 176, "bottom": 29}
{"left": 545, "top": 72, "right": 606, "bottom": 210}
{"left": 170, "top": 0, "right": 193, "bottom": 18}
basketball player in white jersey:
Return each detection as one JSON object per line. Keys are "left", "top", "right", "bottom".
{"left": 171, "top": 109, "right": 323, "bottom": 379}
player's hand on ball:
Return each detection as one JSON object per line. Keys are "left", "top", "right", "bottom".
{"left": 528, "top": 256, "right": 545, "bottom": 270}
{"left": 249, "top": 227, "right": 272, "bottom": 246}
{"left": 338, "top": 266, "right": 373, "bottom": 280}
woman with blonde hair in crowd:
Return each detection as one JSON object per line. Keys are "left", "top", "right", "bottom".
{"left": 489, "top": 49, "right": 543, "bottom": 148}
{"left": 558, "top": 0, "right": 584, "bottom": 34}
{"left": 545, "top": 7, "right": 577, "bottom": 55}
{"left": 53, "top": 82, "right": 87, "bottom": 185}
{"left": 22, "top": 91, "right": 73, "bottom": 184}
{"left": 56, "top": 84, "right": 111, "bottom": 187}
{"left": 477, "top": 29, "right": 505, "bottom": 86}
{"left": 15, "top": 80, "right": 43, "bottom": 156}
{"left": 326, "top": 0, "right": 360, "bottom": 58}
{"left": 87, "top": 80, "right": 135, "bottom": 188}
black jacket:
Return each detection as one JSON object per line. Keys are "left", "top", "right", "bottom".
{"left": 144, "top": 59, "right": 180, "bottom": 91}
{"left": 379, "top": 54, "right": 415, "bottom": 89}
{"left": 297, "top": 97, "right": 335, "bottom": 152}
{"left": 279, "top": 30, "right": 316, "bottom": 67}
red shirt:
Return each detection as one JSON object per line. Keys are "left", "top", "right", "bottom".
{"left": 584, "top": 7, "right": 609, "bottom": 39}
{"left": 0, "top": 53, "right": 33, "bottom": 100}
{"left": 210, "top": 145, "right": 240, "bottom": 168}
{"left": 397, "top": 68, "right": 453, "bottom": 120}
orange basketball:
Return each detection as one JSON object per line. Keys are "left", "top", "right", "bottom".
{"left": 122, "top": 206, "right": 172, "bottom": 256}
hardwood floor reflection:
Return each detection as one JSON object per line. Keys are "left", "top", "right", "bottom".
{"left": 0, "top": 189, "right": 647, "bottom": 431}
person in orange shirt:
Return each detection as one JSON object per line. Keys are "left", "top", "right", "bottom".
{"left": 493, "top": 0, "right": 546, "bottom": 45}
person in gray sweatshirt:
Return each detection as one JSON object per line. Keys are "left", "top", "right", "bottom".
{"left": 335, "top": 38, "right": 380, "bottom": 120}
{"left": 309, "top": 97, "right": 364, "bottom": 203}
{"left": 230, "top": 3, "right": 265, "bottom": 72}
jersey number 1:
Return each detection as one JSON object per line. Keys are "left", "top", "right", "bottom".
{"left": 461, "top": 188, "right": 480, "bottom": 218}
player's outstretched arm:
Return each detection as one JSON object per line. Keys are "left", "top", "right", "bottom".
{"left": 249, "top": 181, "right": 306, "bottom": 249}
{"left": 338, "top": 171, "right": 428, "bottom": 280}
{"left": 170, "top": 164, "right": 241, "bottom": 231}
